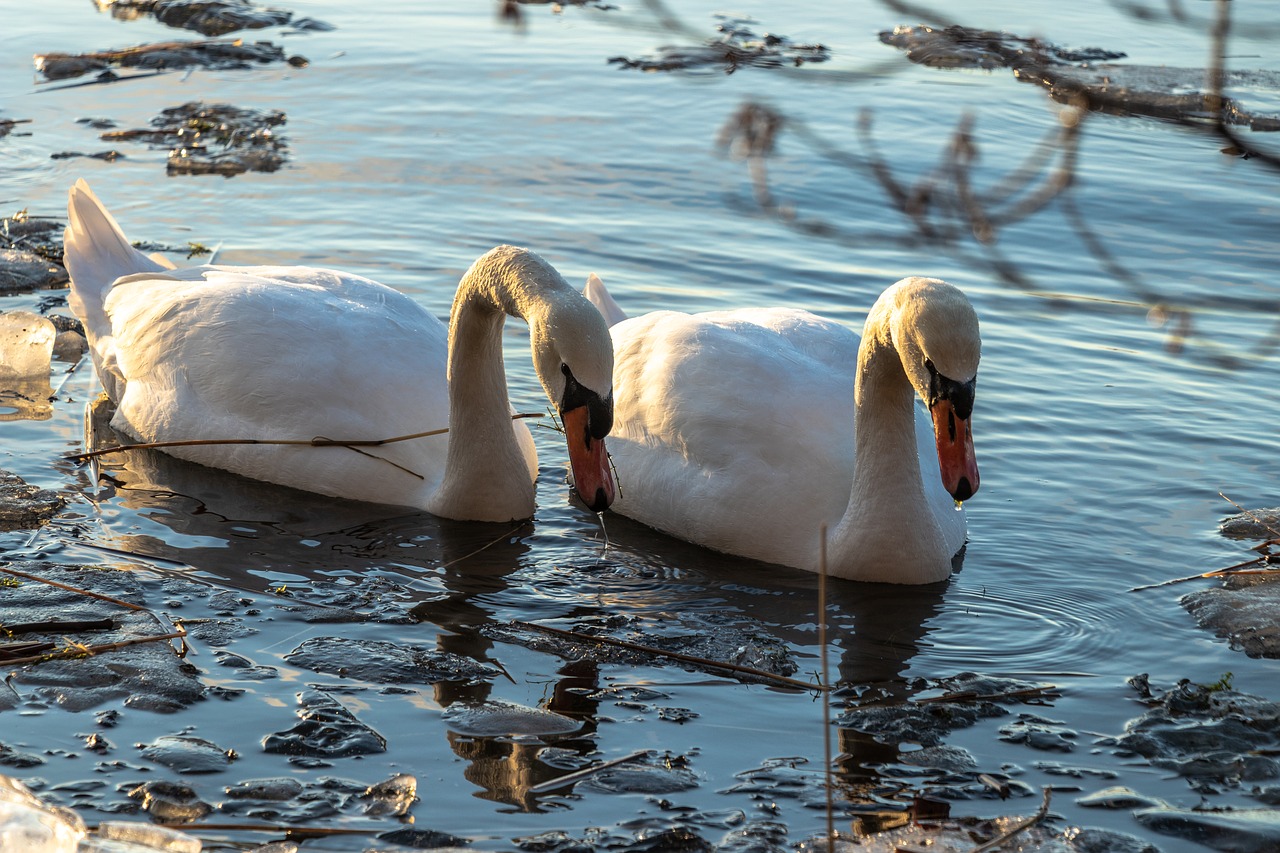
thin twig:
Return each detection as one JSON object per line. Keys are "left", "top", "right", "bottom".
{"left": 526, "top": 749, "right": 653, "bottom": 794}
{"left": 0, "top": 566, "right": 147, "bottom": 611}
{"left": 512, "top": 621, "right": 822, "bottom": 692}
{"left": 1, "top": 629, "right": 188, "bottom": 667}
{"left": 969, "top": 786, "right": 1052, "bottom": 853}
{"left": 66, "top": 413, "right": 545, "bottom": 462}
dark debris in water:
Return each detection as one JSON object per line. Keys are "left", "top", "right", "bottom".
{"left": 880, "top": 24, "right": 1280, "bottom": 131}
{"left": 837, "top": 672, "right": 1056, "bottom": 747}
{"left": 34, "top": 38, "right": 305, "bottom": 83}
{"left": 1104, "top": 675, "right": 1280, "bottom": 794}
{"left": 0, "top": 118, "right": 32, "bottom": 140}
{"left": 483, "top": 611, "right": 798, "bottom": 683}
{"left": 610, "top": 15, "right": 829, "bottom": 74}
{"left": 102, "top": 0, "right": 333, "bottom": 38}
{"left": 1183, "top": 574, "right": 1280, "bottom": 659}
{"left": 100, "top": 102, "right": 289, "bottom": 177}
{"left": 262, "top": 688, "right": 388, "bottom": 758}
{"left": 284, "top": 635, "right": 501, "bottom": 684}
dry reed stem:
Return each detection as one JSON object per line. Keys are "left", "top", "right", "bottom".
{"left": 1130, "top": 564, "right": 1280, "bottom": 592}
{"left": 968, "top": 785, "right": 1052, "bottom": 853}
{"left": 1219, "top": 491, "right": 1280, "bottom": 540}
{"left": 526, "top": 749, "right": 653, "bottom": 794}
{"left": 512, "top": 621, "right": 822, "bottom": 692}
{"left": 0, "top": 565, "right": 147, "bottom": 611}
{"left": 818, "top": 524, "right": 836, "bottom": 852}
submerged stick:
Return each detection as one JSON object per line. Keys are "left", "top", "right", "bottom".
{"left": 526, "top": 749, "right": 653, "bottom": 794}
{"left": 513, "top": 621, "right": 821, "bottom": 692}
{"left": 0, "top": 629, "right": 187, "bottom": 668}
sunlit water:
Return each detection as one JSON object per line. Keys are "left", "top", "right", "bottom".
{"left": 2, "top": 0, "right": 1279, "bottom": 849}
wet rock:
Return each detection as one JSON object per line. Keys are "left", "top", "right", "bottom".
{"left": 285, "top": 636, "right": 499, "bottom": 685}
{"left": 98, "top": 102, "right": 290, "bottom": 177}
{"left": 179, "top": 617, "right": 258, "bottom": 647}
{"left": 262, "top": 688, "right": 387, "bottom": 758}
{"left": 1135, "top": 806, "right": 1280, "bottom": 852}
{"left": 609, "top": 15, "right": 828, "bottom": 74}
{"left": 880, "top": 24, "right": 1124, "bottom": 71}
{"left": 34, "top": 39, "right": 301, "bottom": 82}
{"left": 0, "top": 250, "right": 67, "bottom": 294}
{"left": 215, "top": 650, "right": 278, "bottom": 678}
{"left": 139, "top": 734, "right": 237, "bottom": 773}
{"left": 0, "top": 742, "right": 44, "bottom": 768}
{"left": 0, "top": 470, "right": 64, "bottom": 531}
{"left": 103, "top": 0, "right": 332, "bottom": 37}
{"left": 441, "top": 699, "right": 582, "bottom": 737}
{"left": 1220, "top": 508, "right": 1280, "bottom": 539}
{"left": 361, "top": 772, "right": 416, "bottom": 817}
{"left": 224, "top": 776, "right": 304, "bottom": 800}
{"left": 1, "top": 563, "right": 206, "bottom": 713}
{"left": 1068, "top": 829, "right": 1159, "bottom": 853}
{"left": 717, "top": 820, "right": 789, "bottom": 852}
{"left": 126, "top": 779, "right": 213, "bottom": 822}
{"left": 1076, "top": 785, "right": 1165, "bottom": 810}
{"left": 1183, "top": 576, "right": 1280, "bottom": 659}
{"left": 375, "top": 827, "right": 471, "bottom": 849}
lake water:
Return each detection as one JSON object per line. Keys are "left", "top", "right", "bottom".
{"left": 2, "top": 0, "right": 1279, "bottom": 850}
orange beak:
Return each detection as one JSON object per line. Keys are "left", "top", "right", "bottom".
{"left": 929, "top": 399, "right": 979, "bottom": 502}
{"left": 561, "top": 405, "right": 616, "bottom": 512}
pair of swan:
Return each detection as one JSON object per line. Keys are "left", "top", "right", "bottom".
{"left": 64, "top": 181, "right": 981, "bottom": 584}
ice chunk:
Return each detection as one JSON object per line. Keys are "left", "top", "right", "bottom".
{"left": 0, "top": 775, "right": 86, "bottom": 853}
{"left": 94, "top": 821, "right": 202, "bottom": 852}
{"left": 0, "top": 311, "right": 56, "bottom": 380}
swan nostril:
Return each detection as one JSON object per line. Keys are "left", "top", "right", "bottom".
{"left": 952, "top": 478, "right": 974, "bottom": 502}
{"left": 590, "top": 487, "right": 610, "bottom": 512}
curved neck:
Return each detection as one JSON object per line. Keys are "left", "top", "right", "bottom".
{"left": 428, "top": 248, "right": 559, "bottom": 521}
{"left": 828, "top": 304, "right": 949, "bottom": 583}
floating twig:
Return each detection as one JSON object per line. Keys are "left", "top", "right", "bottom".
{"left": 969, "top": 786, "right": 1052, "bottom": 853}
{"left": 511, "top": 621, "right": 821, "bottom": 692}
{"left": 1220, "top": 491, "right": 1280, "bottom": 540}
{"left": 526, "top": 749, "right": 653, "bottom": 794}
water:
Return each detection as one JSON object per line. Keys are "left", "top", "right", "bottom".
{"left": 2, "top": 0, "right": 1279, "bottom": 849}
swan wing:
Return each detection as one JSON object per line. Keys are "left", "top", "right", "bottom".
{"left": 608, "top": 307, "right": 859, "bottom": 568}
{"left": 102, "top": 265, "right": 453, "bottom": 506}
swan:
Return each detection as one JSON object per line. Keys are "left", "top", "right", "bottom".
{"left": 585, "top": 274, "right": 980, "bottom": 584}
{"left": 62, "top": 180, "right": 615, "bottom": 522}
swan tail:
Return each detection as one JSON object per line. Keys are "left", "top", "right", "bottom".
{"left": 64, "top": 180, "right": 166, "bottom": 343}
{"left": 583, "top": 273, "right": 627, "bottom": 328}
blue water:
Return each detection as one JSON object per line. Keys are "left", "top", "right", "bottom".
{"left": 2, "top": 0, "right": 1279, "bottom": 849}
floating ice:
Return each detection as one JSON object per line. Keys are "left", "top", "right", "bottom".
{"left": 0, "top": 311, "right": 55, "bottom": 380}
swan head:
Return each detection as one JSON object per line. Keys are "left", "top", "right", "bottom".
{"left": 528, "top": 281, "right": 617, "bottom": 514}
{"left": 887, "top": 277, "right": 981, "bottom": 502}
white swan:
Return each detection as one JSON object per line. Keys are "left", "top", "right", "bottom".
{"left": 585, "top": 275, "right": 980, "bottom": 584}
{"left": 63, "top": 180, "right": 616, "bottom": 522}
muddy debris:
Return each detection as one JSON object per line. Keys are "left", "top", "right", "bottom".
{"left": 1134, "top": 805, "right": 1280, "bottom": 853}
{"left": 880, "top": 24, "right": 1280, "bottom": 131}
{"left": 101, "top": 0, "right": 334, "bottom": 37}
{"left": 0, "top": 118, "right": 33, "bottom": 140}
{"left": 98, "top": 101, "right": 290, "bottom": 177}
{"left": 610, "top": 15, "right": 829, "bottom": 74}
{"left": 34, "top": 38, "right": 305, "bottom": 83}
{"left": 1183, "top": 574, "right": 1280, "bottom": 659}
